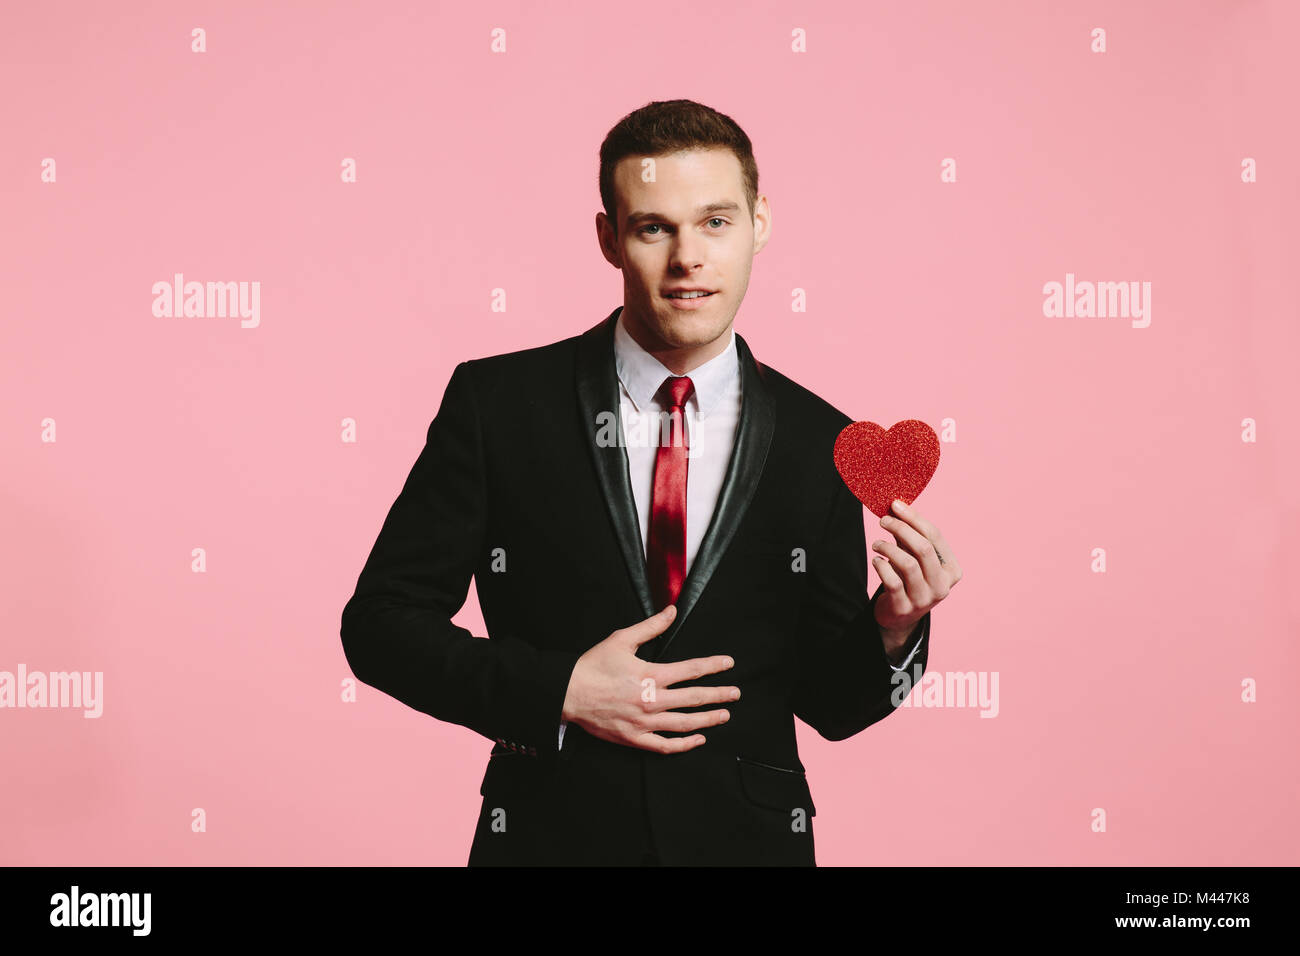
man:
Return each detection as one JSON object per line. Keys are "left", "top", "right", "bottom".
{"left": 340, "top": 99, "right": 961, "bottom": 866}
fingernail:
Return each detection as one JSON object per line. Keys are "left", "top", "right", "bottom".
{"left": 892, "top": 499, "right": 906, "bottom": 514}
{"left": 724, "top": 657, "right": 734, "bottom": 669}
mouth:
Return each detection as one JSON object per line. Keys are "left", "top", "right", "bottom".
{"left": 662, "top": 289, "right": 718, "bottom": 310}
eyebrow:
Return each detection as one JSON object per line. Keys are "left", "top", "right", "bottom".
{"left": 625, "top": 201, "right": 742, "bottom": 228}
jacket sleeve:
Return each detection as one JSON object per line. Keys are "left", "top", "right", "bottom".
{"left": 790, "top": 474, "right": 931, "bottom": 741}
{"left": 339, "top": 361, "right": 582, "bottom": 753}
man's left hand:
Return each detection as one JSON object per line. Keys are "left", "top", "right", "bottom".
{"left": 871, "top": 498, "right": 962, "bottom": 659}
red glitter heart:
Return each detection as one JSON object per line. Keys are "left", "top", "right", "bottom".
{"left": 833, "top": 420, "right": 940, "bottom": 518}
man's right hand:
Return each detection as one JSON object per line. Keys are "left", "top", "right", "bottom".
{"left": 560, "top": 605, "right": 739, "bottom": 753}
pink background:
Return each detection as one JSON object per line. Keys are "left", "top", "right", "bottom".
{"left": 2, "top": 1, "right": 1297, "bottom": 866}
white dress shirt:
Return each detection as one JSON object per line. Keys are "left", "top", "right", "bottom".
{"left": 557, "top": 311, "right": 923, "bottom": 749}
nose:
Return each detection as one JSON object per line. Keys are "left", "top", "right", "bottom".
{"left": 668, "top": 231, "right": 707, "bottom": 274}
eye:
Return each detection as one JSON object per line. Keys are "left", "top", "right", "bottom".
{"left": 638, "top": 223, "right": 663, "bottom": 236}
{"left": 707, "top": 217, "right": 728, "bottom": 228}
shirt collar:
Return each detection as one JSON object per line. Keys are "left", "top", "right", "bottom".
{"left": 613, "top": 308, "right": 738, "bottom": 420}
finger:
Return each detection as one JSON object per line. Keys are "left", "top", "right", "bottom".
{"left": 871, "top": 541, "right": 924, "bottom": 608}
{"left": 655, "top": 654, "right": 736, "bottom": 687}
{"left": 632, "top": 732, "right": 708, "bottom": 755}
{"left": 622, "top": 604, "right": 677, "bottom": 647}
{"left": 645, "top": 707, "right": 731, "bottom": 734}
{"left": 889, "top": 500, "right": 961, "bottom": 584}
{"left": 879, "top": 512, "right": 945, "bottom": 591}
{"left": 872, "top": 553, "right": 914, "bottom": 612}
{"left": 649, "top": 684, "right": 741, "bottom": 713}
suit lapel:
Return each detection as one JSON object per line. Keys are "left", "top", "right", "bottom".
{"left": 576, "top": 308, "right": 656, "bottom": 618}
{"left": 575, "top": 307, "right": 776, "bottom": 661}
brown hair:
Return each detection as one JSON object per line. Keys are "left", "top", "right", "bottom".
{"left": 598, "top": 99, "right": 759, "bottom": 235}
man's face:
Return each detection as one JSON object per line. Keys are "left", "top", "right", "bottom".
{"left": 597, "top": 148, "right": 771, "bottom": 361}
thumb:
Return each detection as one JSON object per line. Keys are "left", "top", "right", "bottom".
{"left": 624, "top": 604, "right": 677, "bottom": 647}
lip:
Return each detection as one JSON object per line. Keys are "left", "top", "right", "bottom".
{"left": 662, "top": 289, "right": 718, "bottom": 311}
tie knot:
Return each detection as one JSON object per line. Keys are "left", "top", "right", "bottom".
{"left": 661, "top": 375, "right": 695, "bottom": 409}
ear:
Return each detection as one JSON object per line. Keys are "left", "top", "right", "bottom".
{"left": 751, "top": 195, "right": 772, "bottom": 255}
{"left": 595, "top": 210, "right": 622, "bottom": 268}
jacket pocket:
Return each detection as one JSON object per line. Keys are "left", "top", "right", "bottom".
{"left": 736, "top": 756, "right": 817, "bottom": 817}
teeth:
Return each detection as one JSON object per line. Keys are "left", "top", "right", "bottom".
{"left": 668, "top": 291, "right": 712, "bottom": 299}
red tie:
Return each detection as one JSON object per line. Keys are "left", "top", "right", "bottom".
{"left": 646, "top": 375, "right": 695, "bottom": 611}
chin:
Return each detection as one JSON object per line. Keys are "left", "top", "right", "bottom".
{"left": 656, "top": 321, "right": 722, "bottom": 347}
{"left": 656, "top": 300, "right": 725, "bottom": 324}
{"left": 627, "top": 296, "right": 730, "bottom": 349}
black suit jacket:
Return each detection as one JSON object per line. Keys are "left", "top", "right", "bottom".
{"left": 340, "top": 307, "right": 930, "bottom": 865}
